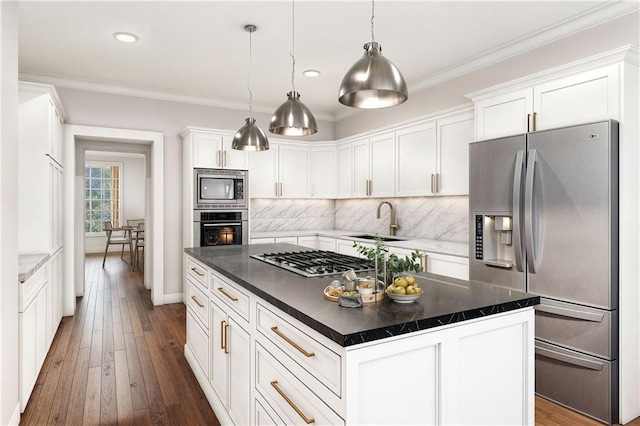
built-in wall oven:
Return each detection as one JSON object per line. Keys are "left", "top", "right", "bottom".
{"left": 194, "top": 168, "right": 247, "bottom": 209}
{"left": 194, "top": 210, "right": 248, "bottom": 247}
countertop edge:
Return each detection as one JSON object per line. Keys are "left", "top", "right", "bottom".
{"left": 19, "top": 253, "right": 51, "bottom": 283}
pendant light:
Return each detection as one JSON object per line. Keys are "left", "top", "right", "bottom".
{"left": 338, "top": 0, "right": 408, "bottom": 109}
{"left": 269, "top": 0, "right": 317, "bottom": 136}
{"left": 232, "top": 25, "right": 269, "bottom": 151}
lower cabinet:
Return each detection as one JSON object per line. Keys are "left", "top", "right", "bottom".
{"left": 19, "top": 247, "right": 65, "bottom": 412}
{"left": 389, "top": 246, "right": 469, "bottom": 280}
{"left": 210, "top": 300, "right": 251, "bottom": 426}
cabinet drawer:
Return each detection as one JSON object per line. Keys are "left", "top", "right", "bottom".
{"left": 210, "top": 271, "right": 250, "bottom": 322}
{"left": 257, "top": 303, "right": 342, "bottom": 398}
{"left": 19, "top": 265, "right": 48, "bottom": 311}
{"left": 426, "top": 253, "right": 469, "bottom": 280}
{"left": 535, "top": 341, "right": 617, "bottom": 424}
{"left": 187, "top": 257, "right": 208, "bottom": 290}
{"left": 187, "top": 311, "right": 209, "bottom": 379}
{"left": 186, "top": 277, "right": 209, "bottom": 329}
{"left": 535, "top": 298, "right": 615, "bottom": 359}
{"left": 256, "top": 342, "right": 344, "bottom": 426}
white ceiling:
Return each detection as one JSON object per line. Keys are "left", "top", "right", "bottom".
{"left": 18, "top": 1, "right": 637, "bottom": 121}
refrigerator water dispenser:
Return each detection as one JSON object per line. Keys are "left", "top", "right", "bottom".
{"left": 475, "top": 214, "right": 514, "bottom": 269}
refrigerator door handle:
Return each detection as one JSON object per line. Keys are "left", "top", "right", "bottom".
{"left": 524, "top": 149, "right": 541, "bottom": 273}
{"left": 535, "top": 303, "right": 605, "bottom": 322}
{"left": 512, "top": 150, "right": 525, "bottom": 272}
{"left": 535, "top": 346, "right": 604, "bottom": 371}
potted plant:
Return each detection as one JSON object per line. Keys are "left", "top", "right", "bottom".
{"left": 353, "top": 237, "right": 424, "bottom": 286}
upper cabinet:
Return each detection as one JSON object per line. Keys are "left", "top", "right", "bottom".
{"left": 186, "top": 129, "right": 249, "bottom": 170}
{"left": 249, "top": 142, "right": 311, "bottom": 198}
{"left": 310, "top": 145, "right": 336, "bottom": 198}
{"left": 471, "top": 64, "right": 620, "bottom": 141}
{"left": 342, "top": 107, "right": 474, "bottom": 198}
{"left": 18, "top": 82, "right": 67, "bottom": 254}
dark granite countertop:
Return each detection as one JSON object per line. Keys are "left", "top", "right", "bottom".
{"left": 185, "top": 243, "right": 539, "bottom": 347}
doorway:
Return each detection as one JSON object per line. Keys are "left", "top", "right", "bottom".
{"left": 63, "top": 125, "right": 164, "bottom": 315}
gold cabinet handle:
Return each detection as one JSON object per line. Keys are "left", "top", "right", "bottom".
{"left": 190, "top": 295, "right": 204, "bottom": 308}
{"left": 270, "top": 381, "right": 315, "bottom": 424}
{"left": 430, "top": 174, "right": 435, "bottom": 194}
{"left": 191, "top": 267, "right": 205, "bottom": 277}
{"left": 527, "top": 113, "right": 531, "bottom": 132}
{"left": 220, "top": 320, "right": 226, "bottom": 350}
{"left": 422, "top": 254, "right": 429, "bottom": 272}
{"left": 217, "top": 287, "right": 238, "bottom": 302}
{"left": 217, "top": 150, "right": 222, "bottom": 167}
{"left": 223, "top": 150, "right": 227, "bottom": 167}
{"left": 224, "top": 322, "right": 229, "bottom": 354}
{"left": 274, "top": 182, "right": 278, "bottom": 197}
{"left": 435, "top": 173, "right": 440, "bottom": 193}
{"left": 271, "top": 326, "right": 315, "bottom": 358}
{"left": 533, "top": 112, "right": 538, "bottom": 131}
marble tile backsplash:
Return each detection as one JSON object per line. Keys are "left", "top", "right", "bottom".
{"left": 335, "top": 196, "right": 469, "bottom": 242}
{"left": 251, "top": 196, "right": 469, "bottom": 243}
{"left": 250, "top": 199, "right": 336, "bottom": 232}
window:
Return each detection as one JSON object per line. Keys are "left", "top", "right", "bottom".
{"left": 84, "top": 162, "right": 122, "bottom": 233}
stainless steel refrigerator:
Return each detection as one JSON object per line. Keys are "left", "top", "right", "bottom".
{"left": 469, "top": 120, "right": 618, "bottom": 424}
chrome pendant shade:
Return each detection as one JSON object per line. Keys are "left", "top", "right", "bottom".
{"left": 269, "top": 91, "right": 318, "bottom": 136}
{"left": 269, "top": 0, "right": 317, "bottom": 136}
{"left": 232, "top": 117, "right": 269, "bottom": 151}
{"left": 338, "top": 41, "right": 408, "bottom": 109}
{"left": 233, "top": 24, "right": 269, "bottom": 151}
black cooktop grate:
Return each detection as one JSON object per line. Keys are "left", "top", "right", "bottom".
{"left": 250, "top": 250, "right": 375, "bottom": 277}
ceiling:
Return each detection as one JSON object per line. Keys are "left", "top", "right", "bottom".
{"left": 18, "top": 1, "right": 636, "bottom": 121}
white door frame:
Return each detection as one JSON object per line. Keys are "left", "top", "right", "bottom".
{"left": 63, "top": 125, "right": 164, "bottom": 314}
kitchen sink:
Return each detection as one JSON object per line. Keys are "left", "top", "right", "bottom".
{"left": 348, "top": 234, "right": 405, "bottom": 242}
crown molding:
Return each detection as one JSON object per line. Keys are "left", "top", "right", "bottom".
{"left": 18, "top": 80, "right": 68, "bottom": 121}
{"left": 18, "top": 73, "right": 336, "bottom": 123}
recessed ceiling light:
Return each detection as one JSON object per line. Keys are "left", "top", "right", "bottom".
{"left": 303, "top": 70, "right": 321, "bottom": 78}
{"left": 113, "top": 32, "right": 139, "bottom": 43}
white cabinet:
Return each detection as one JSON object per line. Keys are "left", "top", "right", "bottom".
{"left": 190, "top": 131, "right": 249, "bottom": 170}
{"left": 19, "top": 249, "right": 64, "bottom": 412}
{"left": 395, "top": 121, "right": 437, "bottom": 196}
{"left": 389, "top": 246, "right": 469, "bottom": 281}
{"left": 472, "top": 64, "right": 620, "bottom": 140}
{"left": 317, "top": 236, "right": 337, "bottom": 252}
{"left": 250, "top": 143, "right": 310, "bottom": 198}
{"left": 310, "top": 146, "right": 336, "bottom": 198}
{"left": 297, "top": 236, "right": 317, "bottom": 249}
{"left": 351, "top": 132, "right": 395, "bottom": 197}
{"left": 336, "top": 143, "right": 352, "bottom": 198}
{"left": 18, "top": 82, "right": 66, "bottom": 255}
{"left": 436, "top": 112, "right": 475, "bottom": 195}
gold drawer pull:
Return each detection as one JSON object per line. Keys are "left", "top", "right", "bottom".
{"left": 217, "top": 287, "right": 238, "bottom": 302}
{"left": 191, "top": 267, "right": 205, "bottom": 277}
{"left": 224, "top": 322, "right": 229, "bottom": 354}
{"left": 190, "top": 295, "right": 204, "bottom": 308}
{"left": 271, "top": 326, "right": 315, "bottom": 358}
{"left": 270, "top": 380, "right": 315, "bottom": 424}
{"left": 221, "top": 321, "right": 226, "bottom": 350}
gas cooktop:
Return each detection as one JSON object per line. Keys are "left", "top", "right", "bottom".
{"left": 250, "top": 250, "right": 375, "bottom": 277}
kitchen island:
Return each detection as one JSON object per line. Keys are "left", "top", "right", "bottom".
{"left": 184, "top": 243, "right": 539, "bottom": 425}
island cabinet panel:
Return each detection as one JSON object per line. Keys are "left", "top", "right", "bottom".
{"left": 210, "top": 270, "right": 250, "bottom": 321}
{"left": 256, "top": 342, "right": 345, "bottom": 426}
{"left": 343, "top": 309, "right": 534, "bottom": 425}
{"left": 255, "top": 393, "right": 285, "bottom": 426}
{"left": 186, "top": 257, "right": 208, "bottom": 291}
{"left": 186, "top": 310, "right": 209, "bottom": 379}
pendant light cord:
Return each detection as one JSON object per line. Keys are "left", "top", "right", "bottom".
{"left": 248, "top": 27, "right": 254, "bottom": 120}
{"left": 370, "top": 0, "right": 375, "bottom": 43}
{"left": 290, "top": 0, "right": 296, "bottom": 93}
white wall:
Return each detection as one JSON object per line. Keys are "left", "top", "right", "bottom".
{"left": 336, "top": 11, "right": 640, "bottom": 139}
{"left": 83, "top": 151, "right": 146, "bottom": 253}
{"left": 0, "top": 2, "right": 21, "bottom": 424}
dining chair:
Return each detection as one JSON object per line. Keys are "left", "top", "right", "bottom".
{"left": 102, "top": 221, "right": 132, "bottom": 268}
{"left": 133, "top": 222, "right": 145, "bottom": 272}
{"left": 127, "top": 218, "right": 145, "bottom": 228}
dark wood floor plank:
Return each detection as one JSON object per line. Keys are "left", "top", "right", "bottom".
{"left": 64, "top": 347, "right": 90, "bottom": 426}
{"left": 143, "top": 330, "right": 180, "bottom": 406}
{"left": 88, "top": 282, "right": 105, "bottom": 367}
{"left": 124, "top": 332, "right": 149, "bottom": 412}
{"left": 83, "top": 365, "right": 101, "bottom": 424}
{"left": 135, "top": 335, "right": 169, "bottom": 424}
{"left": 115, "top": 349, "right": 135, "bottom": 425}
{"left": 133, "top": 408, "right": 153, "bottom": 424}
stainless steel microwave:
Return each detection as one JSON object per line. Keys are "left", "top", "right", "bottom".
{"left": 194, "top": 169, "right": 247, "bottom": 208}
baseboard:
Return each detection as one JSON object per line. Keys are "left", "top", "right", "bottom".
{"left": 163, "top": 292, "right": 184, "bottom": 304}
{"left": 9, "top": 401, "right": 20, "bottom": 425}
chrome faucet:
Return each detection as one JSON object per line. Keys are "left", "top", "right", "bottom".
{"left": 376, "top": 201, "right": 399, "bottom": 236}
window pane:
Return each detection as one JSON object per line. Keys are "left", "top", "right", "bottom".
{"left": 103, "top": 168, "right": 111, "bottom": 179}
{"left": 85, "top": 165, "right": 121, "bottom": 234}
{"left": 84, "top": 167, "right": 90, "bottom": 178}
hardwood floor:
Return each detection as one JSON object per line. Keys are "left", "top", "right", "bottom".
{"left": 22, "top": 253, "right": 638, "bottom": 425}
{"left": 20, "top": 253, "right": 219, "bottom": 425}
